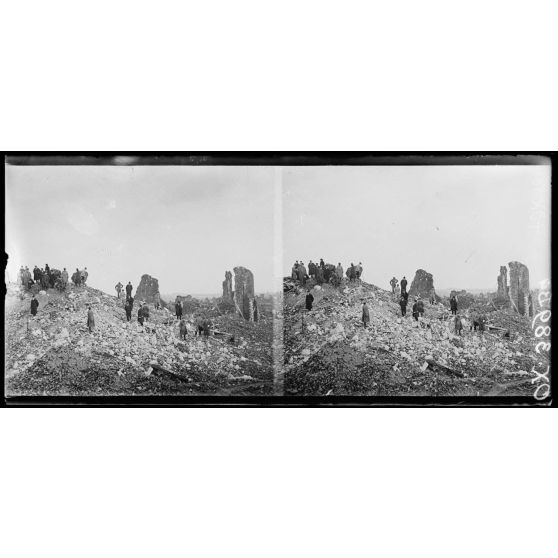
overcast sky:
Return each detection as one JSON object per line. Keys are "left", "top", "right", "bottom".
{"left": 283, "top": 165, "right": 551, "bottom": 291}
{"left": 6, "top": 165, "right": 275, "bottom": 295}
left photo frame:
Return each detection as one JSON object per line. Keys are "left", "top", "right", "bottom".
{"left": 4, "top": 157, "right": 282, "bottom": 401}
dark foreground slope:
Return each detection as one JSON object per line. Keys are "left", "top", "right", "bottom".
{"left": 284, "top": 279, "right": 548, "bottom": 397}
{"left": 5, "top": 283, "right": 273, "bottom": 396}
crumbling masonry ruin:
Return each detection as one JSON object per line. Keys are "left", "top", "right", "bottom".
{"left": 497, "top": 261, "right": 532, "bottom": 316}
{"left": 233, "top": 266, "right": 257, "bottom": 322}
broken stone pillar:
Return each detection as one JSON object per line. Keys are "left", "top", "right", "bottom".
{"left": 408, "top": 269, "right": 436, "bottom": 299}
{"left": 222, "top": 270, "right": 234, "bottom": 302}
{"left": 234, "top": 266, "right": 255, "bottom": 321}
{"left": 134, "top": 274, "right": 162, "bottom": 304}
{"left": 496, "top": 266, "right": 509, "bottom": 300}
{"left": 508, "top": 261, "right": 530, "bottom": 316}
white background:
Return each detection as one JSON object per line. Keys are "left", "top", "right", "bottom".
{"left": 1, "top": 1, "right": 556, "bottom": 558}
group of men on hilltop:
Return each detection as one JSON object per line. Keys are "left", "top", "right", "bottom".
{"left": 301, "top": 266, "right": 472, "bottom": 335}
{"left": 19, "top": 264, "right": 89, "bottom": 293}
{"left": 292, "top": 259, "right": 363, "bottom": 287}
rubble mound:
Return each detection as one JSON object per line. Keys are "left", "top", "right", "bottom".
{"left": 5, "top": 281, "right": 273, "bottom": 396}
{"left": 284, "top": 277, "right": 548, "bottom": 397}
{"left": 408, "top": 269, "right": 435, "bottom": 299}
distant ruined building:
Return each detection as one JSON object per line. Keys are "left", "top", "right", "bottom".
{"left": 496, "top": 261, "right": 532, "bottom": 316}
{"left": 408, "top": 269, "right": 436, "bottom": 300}
{"left": 135, "top": 274, "right": 162, "bottom": 305}
{"left": 231, "top": 266, "right": 257, "bottom": 322}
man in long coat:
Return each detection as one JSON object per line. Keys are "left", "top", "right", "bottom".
{"left": 142, "top": 304, "right": 150, "bottom": 322}
{"left": 124, "top": 299, "right": 133, "bottom": 321}
{"left": 305, "top": 290, "right": 314, "bottom": 311}
{"left": 30, "top": 295, "right": 39, "bottom": 316}
{"left": 399, "top": 294, "right": 407, "bottom": 317}
{"left": 362, "top": 301, "right": 370, "bottom": 328}
{"left": 336, "top": 263, "right": 344, "bottom": 281}
{"left": 179, "top": 318, "right": 187, "bottom": 340}
{"left": 450, "top": 295, "right": 458, "bottom": 315}
{"left": 297, "top": 263, "right": 306, "bottom": 285}
{"left": 308, "top": 260, "right": 317, "bottom": 279}
{"left": 125, "top": 282, "right": 133, "bottom": 299}
{"left": 400, "top": 276, "right": 408, "bottom": 295}
{"left": 41, "top": 271, "right": 50, "bottom": 290}
{"left": 87, "top": 305, "right": 95, "bottom": 333}
{"left": 175, "top": 299, "right": 183, "bottom": 319}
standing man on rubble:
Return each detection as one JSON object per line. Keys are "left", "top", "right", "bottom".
{"left": 41, "top": 270, "right": 49, "bottom": 290}
{"left": 400, "top": 276, "right": 408, "bottom": 295}
{"left": 390, "top": 276, "right": 398, "bottom": 294}
{"left": 399, "top": 293, "right": 408, "bottom": 317}
{"left": 356, "top": 262, "right": 363, "bottom": 281}
{"left": 362, "top": 300, "right": 370, "bottom": 328}
{"left": 124, "top": 298, "right": 133, "bottom": 321}
{"left": 61, "top": 268, "right": 69, "bottom": 289}
{"left": 336, "top": 263, "right": 344, "bottom": 283}
{"left": 125, "top": 281, "right": 133, "bottom": 300}
{"left": 142, "top": 303, "right": 150, "bottom": 323}
{"left": 412, "top": 298, "right": 420, "bottom": 321}
{"left": 87, "top": 304, "right": 95, "bottom": 333}
{"left": 179, "top": 317, "right": 187, "bottom": 340}
{"left": 305, "top": 289, "right": 314, "bottom": 311}
{"left": 30, "top": 294, "right": 39, "bottom": 316}
{"left": 450, "top": 294, "right": 458, "bottom": 315}
{"left": 454, "top": 314, "right": 463, "bottom": 336}
{"left": 349, "top": 263, "right": 356, "bottom": 282}
{"left": 297, "top": 261, "right": 307, "bottom": 285}
{"left": 308, "top": 260, "right": 317, "bottom": 279}
{"left": 175, "top": 298, "right": 183, "bottom": 320}
{"left": 115, "top": 282, "right": 123, "bottom": 298}
{"left": 137, "top": 303, "right": 145, "bottom": 325}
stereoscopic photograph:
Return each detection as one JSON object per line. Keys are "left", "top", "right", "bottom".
{"left": 5, "top": 160, "right": 279, "bottom": 397}
{"left": 283, "top": 162, "right": 551, "bottom": 399}
{"left": 3, "top": 154, "right": 553, "bottom": 404}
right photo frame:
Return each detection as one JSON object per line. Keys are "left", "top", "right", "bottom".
{"left": 281, "top": 155, "right": 552, "bottom": 405}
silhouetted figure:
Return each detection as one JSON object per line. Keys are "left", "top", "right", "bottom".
{"left": 399, "top": 295, "right": 407, "bottom": 317}
{"left": 400, "top": 276, "right": 408, "bottom": 295}
{"left": 87, "top": 305, "right": 95, "bottom": 333}
{"left": 30, "top": 295, "right": 39, "bottom": 316}
{"left": 305, "top": 290, "right": 314, "bottom": 311}
{"left": 362, "top": 301, "right": 370, "bottom": 328}
{"left": 450, "top": 295, "right": 458, "bottom": 315}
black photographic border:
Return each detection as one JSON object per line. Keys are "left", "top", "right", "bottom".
{"left": 2, "top": 151, "right": 554, "bottom": 407}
